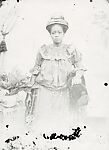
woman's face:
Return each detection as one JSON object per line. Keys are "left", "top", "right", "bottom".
{"left": 50, "top": 24, "right": 64, "bottom": 45}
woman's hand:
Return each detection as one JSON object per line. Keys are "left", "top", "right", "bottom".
{"left": 72, "top": 76, "right": 81, "bottom": 86}
{"left": 25, "top": 92, "right": 32, "bottom": 108}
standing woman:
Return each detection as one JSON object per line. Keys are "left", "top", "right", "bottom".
{"left": 25, "top": 14, "right": 89, "bottom": 135}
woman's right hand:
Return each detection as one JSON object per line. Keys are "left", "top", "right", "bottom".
{"left": 72, "top": 76, "right": 81, "bottom": 86}
{"left": 25, "top": 92, "right": 32, "bottom": 108}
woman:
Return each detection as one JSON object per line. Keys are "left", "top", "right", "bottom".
{"left": 25, "top": 15, "right": 88, "bottom": 135}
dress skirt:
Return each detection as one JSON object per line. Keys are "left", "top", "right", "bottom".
{"left": 29, "top": 85, "right": 84, "bottom": 135}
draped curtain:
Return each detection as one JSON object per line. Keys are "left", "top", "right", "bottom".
{"left": 0, "top": 0, "right": 18, "bottom": 74}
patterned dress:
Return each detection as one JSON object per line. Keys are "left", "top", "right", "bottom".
{"left": 27, "top": 44, "right": 88, "bottom": 134}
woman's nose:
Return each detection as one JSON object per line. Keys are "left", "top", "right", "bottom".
{"left": 55, "top": 33, "right": 59, "bottom": 37}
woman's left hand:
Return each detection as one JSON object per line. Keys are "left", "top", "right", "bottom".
{"left": 72, "top": 76, "right": 81, "bottom": 86}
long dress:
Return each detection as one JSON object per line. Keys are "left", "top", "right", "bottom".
{"left": 26, "top": 44, "right": 88, "bottom": 135}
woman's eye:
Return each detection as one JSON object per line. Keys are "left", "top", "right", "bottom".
{"left": 51, "top": 32, "right": 55, "bottom": 35}
{"left": 51, "top": 31, "right": 62, "bottom": 35}
{"left": 58, "top": 31, "right": 63, "bottom": 34}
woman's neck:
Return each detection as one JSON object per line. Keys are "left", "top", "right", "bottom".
{"left": 53, "top": 42, "right": 62, "bottom": 47}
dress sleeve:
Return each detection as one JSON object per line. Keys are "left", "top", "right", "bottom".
{"left": 73, "top": 49, "right": 87, "bottom": 72}
{"left": 30, "top": 51, "right": 43, "bottom": 76}
{"left": 67, "top": 44, "right": 87, "bottom": 72}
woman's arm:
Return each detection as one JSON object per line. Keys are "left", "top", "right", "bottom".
{"left": 72, "top": 49, "right": 87, "bottom": 85}
{"left": 25, "top": 51, "right": 44, "bottom": 110}
{"left": 29, "top": 52, "right": 43, "bottom": 86}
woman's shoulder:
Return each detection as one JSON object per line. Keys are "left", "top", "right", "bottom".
{"left": 38, "top": 43, "right": 78, "bottom": 58}
{"left": 65, "top": 44, "right": 82, "bottom": 56}
{"left": 39, "top": 44, "right": 47, "bottom": 52}
{"left": 38, "top": 44, "right": 49, "bottom": 57}
{"left": 64, "top": 43, "right": 76, "bottom": 55}
{"left": 38, "top": 44, "right": 57, "bottom": 59}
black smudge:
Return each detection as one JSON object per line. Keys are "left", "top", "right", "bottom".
{"left": 84, "top": 125, "right": 86, "bottom": 129}
{"left": 5, "top": 136, "right": 19, "bottom": 143}
{"left": 33, "top": 141, "right": 36, "bottom": 146}
{"left": 104, "top": 83, "right": 108, "bottom": 86}
{"left": 43, "top": 127, "right": 82, "bottom": 141}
